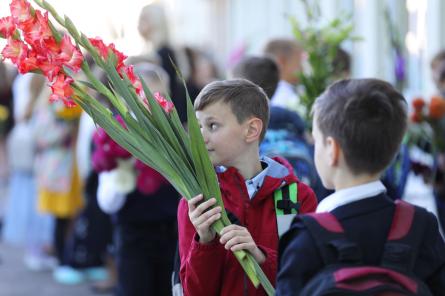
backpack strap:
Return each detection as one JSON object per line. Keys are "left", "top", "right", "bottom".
{"left": 381, "top": 200, "right": 427, "bottom": 272}
{"left": 275, "top": 183, "right": 299, "bottom": 236}
{"left": 275, "top": 182, "right": 299, "bottom": 215}
{"left": 301, "top": 213, "right": 363, "bottom": 265}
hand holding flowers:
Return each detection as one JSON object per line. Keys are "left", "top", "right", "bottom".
{"left": 0, "top": 0, "right": 274, "bottom": 294}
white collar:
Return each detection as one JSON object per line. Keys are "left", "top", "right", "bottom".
{"left": 316, "top": 180, "right": 386, "bottom": 213}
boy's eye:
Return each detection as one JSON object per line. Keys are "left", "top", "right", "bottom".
{"left": 209, "top": 123, "right": 218, "bottom": 130}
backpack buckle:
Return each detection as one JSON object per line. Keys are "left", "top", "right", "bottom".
{"left": 277, "top": 199, "right": 300, "bottom": 213}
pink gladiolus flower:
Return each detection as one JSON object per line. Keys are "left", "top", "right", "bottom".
{"left": 0, "top": 17, "right": 16, "bottom": 38}
{"left": 59, "top": 34, "right": 83, "bottom": 72}
{"left": 1, "top": 37, "right": 28, "bottom": 64}
{"left": 10, "top": 0, "right": 33, "bottom": 29}
{"left": 154, "top": 92, "right": 174, "bottom": 113}
{"left": 49, "top": 74, "right": 74, "bottom": 104}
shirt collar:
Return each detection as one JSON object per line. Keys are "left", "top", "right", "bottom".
{"left": 316, "top": 180, "right": 386, "bottom": 213}
{"left": 245, "top": 161, "right": 269, "bottom": 199}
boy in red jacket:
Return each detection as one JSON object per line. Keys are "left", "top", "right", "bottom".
{"left": 177, "top": 79, "right": 317, "bottom": 296}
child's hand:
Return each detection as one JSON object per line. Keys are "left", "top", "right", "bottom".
{"left": 188, "top": 194, "right": 221, "bottom": 244}
{"left": 220, "top": 225, "right": 266, "bottom": 264}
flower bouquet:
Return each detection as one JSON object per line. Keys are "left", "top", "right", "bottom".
{"left": 409, "top": 96, "right": 445, "bottom": 188}
{"left": 410, "top": 96, "right": 445, "bottom": 152}
{"left": 0, "top": 0, "right": 274, "bottom": 294}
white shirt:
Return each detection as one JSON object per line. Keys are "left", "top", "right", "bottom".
{"left": 270, "top": 80, "right": 305, "bottom": 116}
{"left": 245, "top": 162, "right": 269, "bottom": 199}
{"left": 316, "top": 180, "right": 386, "bottom": 213}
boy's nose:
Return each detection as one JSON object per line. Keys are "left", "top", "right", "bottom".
{"left": 200, "top": 128, "right": 209, "bottom": 144}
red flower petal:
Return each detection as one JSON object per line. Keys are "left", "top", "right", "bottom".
{"left": 59, "top": 34, "right": 83, "bottom": 72}
{"left": 154, "top": 92, "right": 174, "bottom": 113}
{"left": 49, "top": 74, "right": 74, "bottom": 106}
{"left": 10, "top": 0, "right": 33, "bottom": 29}
{"left": 1, "top": 37, "right": 28, "bottom": 64}
{"left": 0, "top": 16, "right": 16, "bottom": 38}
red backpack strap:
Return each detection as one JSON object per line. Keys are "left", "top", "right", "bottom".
{"left": 301, "top": 213, "right": 362, "bottom": 265}
{"left": 387, "top": 200, "right": 415, "bottom": 241}
{"left": 381, "top": 200, "right": 428, "bottom": 272}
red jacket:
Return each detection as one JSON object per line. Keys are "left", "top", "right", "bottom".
{"left": 178, "top": 157, "right": 317, "bottom": 296}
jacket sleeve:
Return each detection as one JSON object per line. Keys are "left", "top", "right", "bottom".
{"left": 297, "top": 182, "right": 317, "bottom": 214}
{"left": 418, "top": 211, "right": 445, "bottom": 294}
{"left": 256, "top": 242, "right": 278, "bottom": 288}
{"left": 177, "top": 198, "right": 227, "bottom": 296}
{"left": 276, "top": 219, "right": 324, "bottom": 295}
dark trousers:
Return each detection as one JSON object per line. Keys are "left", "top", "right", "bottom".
{"left": 54, "top": 217, "right": 70, "bottom": 265}
{"left": 115, "top": 220, "right": 177, "bottom": 296}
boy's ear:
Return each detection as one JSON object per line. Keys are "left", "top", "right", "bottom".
{"left": 326, "top": 136, "right": 341, "bottom": 167}
{"left": 245, "top": 118, "right": 263, "bottom": 143}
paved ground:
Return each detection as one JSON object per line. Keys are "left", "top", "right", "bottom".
{"left": 0, "top": 242, "right": 111, "bottom": 296}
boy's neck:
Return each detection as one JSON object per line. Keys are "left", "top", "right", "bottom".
{"left": 334, "top": 170, "right": 381, "bottom": 191}
{"left": 230, "top": 147, "right": 263, "bottom": 180}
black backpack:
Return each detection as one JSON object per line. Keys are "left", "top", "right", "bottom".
{"left": 299, "top": 200, "right": 433, "bottom": 296}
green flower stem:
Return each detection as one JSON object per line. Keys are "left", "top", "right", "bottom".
{"left": 34, "top": 0, "right": 65, "bottom": 27}
{"left": 80, "top": 62, "right": 127, "bottom": 116}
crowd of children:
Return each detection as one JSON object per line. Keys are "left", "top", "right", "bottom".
{"left": 1, "top": 3, "right": 445, "bottom": 296}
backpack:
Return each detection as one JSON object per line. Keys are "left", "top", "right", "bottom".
{"left": 260, "top": 129, "right": 317, "bottom": 188}
{"left": 172, "top": 183, "right": 299, "bottom": 296}
{"left": 299, "top": 200, "right": 433, "bottom": 296}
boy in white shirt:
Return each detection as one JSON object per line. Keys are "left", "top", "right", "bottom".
{"left": 277, "top": 79, "right": 445, "bottom": 295}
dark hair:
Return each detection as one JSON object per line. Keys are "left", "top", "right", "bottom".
{"left": 332, "top": 47, "right": 351, "bottom": 77}
{"left": 232, "top": 56, "right": 279, "bottom": 98}
{"left": 194, "top": 79, "right": 269, "bottom": 141}
{"left": 313, "top": 79, "right": 407, "bottom": 175}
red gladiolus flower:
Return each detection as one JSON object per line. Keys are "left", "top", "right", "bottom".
{"left": 59, "top": 34, "right": 83, "bottom": 72}
{"left": 10, "top": 0, "right": 33, "bottom": 30}
{"left": 17, "top": 51, "right": 38, "bottom": 73}
{"left": 429, "top": 96, "right": 445, "bottom": 119}
{"left": 154, "top": 92, "right": 174, "bottom": 113}
{"left": 23, "top": 10, "right": 53, "bottom": 46}
{"left": 412, "top": 97, "right": 425, "bottom": 111}
{"left": 49, "top": 74, "right": 74, "bottom": 105}
{"left": 110, "top": 44, "right": 127, "bottom": 71}
{"left": 89, "top": 37, "right": 127, "bottom": 70}
{"left": 38, "top": 53, "right": 61, "bottom": 82}
{"left": 1, "top": 37, "right": 28, "bottom": 64}
{"left": 0, "top": 17, "right": 16, "bottom": 38}
{"left": 120, "top": 65, "right": 137, "bottom": 83}
{"left": 89, "top": 37, "right": 108, "bottom": 59}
